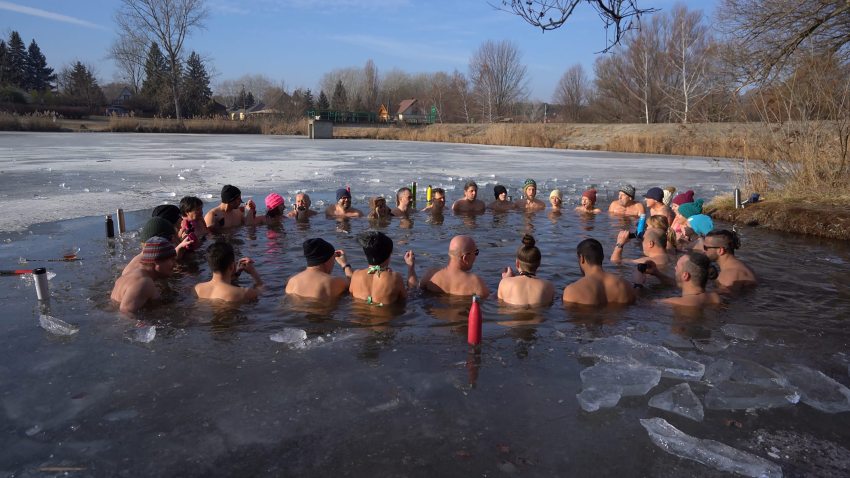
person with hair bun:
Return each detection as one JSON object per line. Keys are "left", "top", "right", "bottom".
{"left": 348, "top": 231, "right": 417, "bottom": 306}
{"left": 702, "top": 229, "right": 757, "bottom": 294}
{"left": 497, "top": 235, "right": 554, "bottom": 306}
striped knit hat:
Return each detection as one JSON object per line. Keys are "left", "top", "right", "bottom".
{"left": 141, "top": 237, "right": 176, "bottom": 264}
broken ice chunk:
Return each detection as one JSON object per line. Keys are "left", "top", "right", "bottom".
{"left": 704, "top": 358, "right": 734, "bottom": 384}
{"left": 576, "top": 386, "right": 622, "bottom": 412}
{"left": 38, "top": 314, "right": 79, "bottom": 336}
{"left": 721, "top": 324, "right": 759, "bottom": 341}
{"left": 131, "top": 326, "right": 156, "bottom": 343}
{"left": 704, "top": 381, "right": 800, "bottom": 410}
{"left": 692, "top": 336, "right": 730, "bottom": 353}
{"left": 640, "top": 418, "right": 783, "bottom": 478}
{"left": 270, "top": 328, "right": 307, "bottom": 347}
{"left": 772, "top": 364, "right": 850, "bottom": 414}
{"left": 648, "top": 383, "right": 704, "bottom": 422}
{"left": 578, "top": 335, "right": 705, "bottom": 380}
{"left": 580, "top": 362, "right": 661, "bottom": 397}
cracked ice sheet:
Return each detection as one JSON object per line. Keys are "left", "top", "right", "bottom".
{"left": 0, "top": 132, "right": 735, "bottom": 233}
{"left": 640, "top": 418, "right": 783, "bottom": 478}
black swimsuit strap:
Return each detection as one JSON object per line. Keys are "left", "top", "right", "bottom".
{"left": 518, "top": 271, "right": 536, "bottom": 278}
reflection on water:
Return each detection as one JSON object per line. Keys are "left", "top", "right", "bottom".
{"left": 1, "top": 204, "right": 849, "bottom": 475}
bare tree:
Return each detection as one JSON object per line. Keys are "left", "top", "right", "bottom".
{"left": 499, "top": 0, "right": 657, "bottom": 52}
{"left": 116, "top": 0, "right": 208, "bottom": 119}
{"left": 719, "top": 0, "right": 850, "bottom": 84}
{"left": 553, "top": 63, "right": 590, "bottom": 122}
{"left": 363, "top": 59, "right": 380, "bottom": 111}
{"left": 451, "top": 70, "right": 473, "bottom": 123}
{"left": 108, "top": 35, "right": 146, "bottom": 93}
{"left": 469, "top": 40, "right": 529, "bottom": 122}
{"left": 662, "top": 4, "right": 713, "bottom": 123}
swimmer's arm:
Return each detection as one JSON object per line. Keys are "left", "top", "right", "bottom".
{"left": 404, "top": 251, "right": 417, "bottom": 288}
{"left": 396, "top": 274, "right": 408, "bottom": 300}
{"left": 610, "top": 230, "right": 631, "bottom": 263}
{"left": 203, "top": 207, "right": 219, "bottom": 229}
{"left": 562, "top": 283, "right": 578, "bottom": 304}
{"left": 451, "top": 200, "right": 462, "bottom": 213}
{"left": 645, "top": 263, "right": 675, "bottom": 286}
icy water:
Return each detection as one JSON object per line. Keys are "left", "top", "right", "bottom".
{"left": 1, "top": 133, "right": 849, "bottom": 477}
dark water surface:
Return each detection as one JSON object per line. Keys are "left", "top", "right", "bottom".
{"left": 1, "top": 203, "right": 849, "bottom": 477}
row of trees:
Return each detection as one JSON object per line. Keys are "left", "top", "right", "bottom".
{"left": 140, "top": 42, "right": 214, "bottom": 117}
{"left": 0, "top": 31, "right": 55, "bottom": 93}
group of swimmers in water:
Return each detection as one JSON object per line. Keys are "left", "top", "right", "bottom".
{"left": 111, "top": 179, "right": 757, "bottom": 315}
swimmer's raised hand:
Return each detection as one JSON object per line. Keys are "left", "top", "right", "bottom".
{"left": 617, "top": 229, "right": 632, "bottom": 246}
{"left": 237, "top": 257, "right": 255, "bottom": 273}
{"left": 501, "top": 267, "right": 514, "bottom": 279}
{"left": 334, "top": 250, "right": 347, "bottom": 266}
{"left": 404, "top": 250, "right": 415, "bottom": 266}
{"left": 176, "top": 236, "right": 194, "bottom": 251}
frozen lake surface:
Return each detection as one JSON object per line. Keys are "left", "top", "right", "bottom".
{"left": 0, "top": 132, "right": 849, "bottom": 477}
{"left": 0, "top": 132, "right": 733, "bottom": 234}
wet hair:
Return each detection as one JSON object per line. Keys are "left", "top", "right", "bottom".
{"left": 576, "top": 238, "right": 604, "bottom": 266}
{"left": 647, "top": 215, "right": 669, "bottom": 231}
{"left": 433, "top": 188, "right": 446, "bottom": 197}
{"left": 516, "top": 234, "right": 541, "bottom": 272}
{"left": 683, "top": 252, "right": 716, "bottom": 288}
{"left": 706, "top": 229, "right": 740, "bottom": 253}
{"left": 464, "top": 181, "right": 478, "bottom": 191}
{"left": 207, "top": 240, "right": 235, "bottom": 274}
{"left": 179, "top": 196, "right": 204, "bottom": 216}
{"left": 396, "top": 187, "right": 412, "bottom": 205}
{"left": 643, "top": 228, "right": 668, "bottom": 249}
{"left": 358, "top": 230, "right": 393, "bottom": 265}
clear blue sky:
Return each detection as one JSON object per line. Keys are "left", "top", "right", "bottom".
{"left": 1, "top": 0, "right": 720, "bottom": 100}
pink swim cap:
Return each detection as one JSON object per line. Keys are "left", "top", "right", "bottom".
{"left": 265, "top": 193, "right": 284, "bottom": 211}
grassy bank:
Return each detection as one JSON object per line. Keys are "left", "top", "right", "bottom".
{"left": 708, "top": 196, "right": 850, "bottom": 240}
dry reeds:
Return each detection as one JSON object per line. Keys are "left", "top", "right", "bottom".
{"left": 107, "top": 116, "right": 262, "bottom": 134}
{"left": 0, "top": 111, "right": 63, "bottom": 131}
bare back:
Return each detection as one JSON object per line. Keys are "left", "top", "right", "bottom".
{"left": 285, "top": 269, "right": 348, "bottom": 301}
{"left": 349, "top": 269, "right": 406, "bottom": 305}
{"left": 716, "top": 257, "right": 757, "bottom": 294}
{"left": 497, "top": 276, "right": 554, "bottom": 307}
{"left": 194, "top": 281, "right": 256, "bottom": 303}
{"left": 422, "top": 267, "right": 490, "bottom": 298}
{"left": 111, "top": 268, "right": 159, "bottom": 313}
{"left": 563, "top": 271, "right": 635, "bottom": 306}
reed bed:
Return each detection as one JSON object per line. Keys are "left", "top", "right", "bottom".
{"left": 0, "top": 112, "right": 63, "bottom": 132}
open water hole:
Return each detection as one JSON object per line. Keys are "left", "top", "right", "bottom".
{"left": 0, "top": 134, "right": 848, "bottom": 476}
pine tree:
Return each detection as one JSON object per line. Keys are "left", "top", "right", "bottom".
{"left": 6, "top": 31, "right": 28, "bottom": 88}
{"left": 63, "top": 61, "right": 105, "bottom": 111}
{"left": 0, "top": 41, "right": 8, "bottom": 85}
{"left": 304, "top": 88, "right": 315, "bottom": 111}
{"left": 245, "top": 91, "right": 255, "bottom": 108}
{"left": 26, "top": 40, "right": 55, "bottom": 91}
{"left": 331, "top": 79, "right": 348, "bottom": 111}
{"left": 141, "top": 42, "right": 172, "bottom": 115}
{"left": 317, "top": 90, "right": 330, "bottom": 110}
{"left": 181, "top": 51, "right": 211, "bottom": 116}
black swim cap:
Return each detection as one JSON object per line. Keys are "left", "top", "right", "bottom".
{"left": 151, "top": 204, "right": 181, "bottom": 226}
{"left": 358, "top": 230, "right": 393, "bottom": 265}
{"left": 302, "top": 238, "right": 335, "bottom": 266}
{"left": 494, "top": 185, "right": 507, "bottom": 199}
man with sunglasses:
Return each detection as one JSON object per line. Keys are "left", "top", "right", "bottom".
{"left": 701, "top": 229, "right": 757, "bottom": 294}
{"left": 420, "top": 235, "right": 490, "bottom": 298}
{"left": 204, "top": 184, "right": 256, "bottom": 230}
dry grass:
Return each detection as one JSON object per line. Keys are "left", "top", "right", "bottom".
{"left": 107, "top": 116, "right": 263, "bottom": 134}
{"left": 0, "top": 111, "right": 63, "bottom": 131}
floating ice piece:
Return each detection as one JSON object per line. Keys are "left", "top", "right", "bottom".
{"left": 721, "top": 324, "right": 759, "bottom": 341}
{"left": 648, "top": 383, "right": 704, "bottom": 422}
{"left": 270, "top": 328, "right": 307, "bottom": 346}
{"left": 724, "top": 359, "right": 789, "bottom": 387}
{"left": 38, "top": 314, "right": 79, "bottom": 336}
{"left": 578, "top": 335, "right": 705, "bottom": 380}
{"left": 693, "top": 336, "right": 730, "bottom": 353}
{"left": 640, "top": 418, "right": 783, "bottom": 478}
{"left": 704, "top": 358, "right": 735, "bottom": 384}
{"left": 131, "top": 326, "right": 156, "bottom": 343}
{"left": 576, "top": 386, "right": 622, "bottom": 412}
{"left": 580, "top": 362, "right": 661, "bottom": 397}
{"left": 772, "top": 364, "right": 850, "bottom": 413}
{"left": 704, "top": 381, "right": 800, "bottom": 410}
